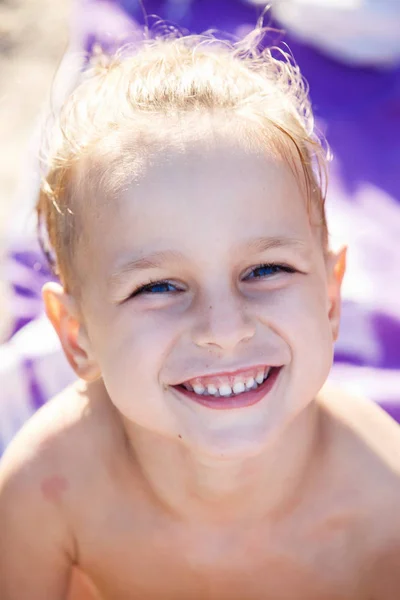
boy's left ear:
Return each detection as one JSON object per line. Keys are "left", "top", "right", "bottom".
{"left": 326, "top": 246, "right": 347, "bottom": 342}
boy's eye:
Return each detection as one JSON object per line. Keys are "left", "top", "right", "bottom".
{"left": 244, "top": 263, "right": 295, "bottom": 280}
{"left": 127, "top": 264, "right": 295, "bottom": 300}
{"left": 131, "top": 280, "right": 181, "bottom": 297}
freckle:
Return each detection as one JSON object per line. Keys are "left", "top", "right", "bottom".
{"left": 41, "top": 475, "right": 69, "bottom": 503}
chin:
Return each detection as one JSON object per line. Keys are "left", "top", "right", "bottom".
{"left": 184, "top": 424, "right": 273, "bottom": 461}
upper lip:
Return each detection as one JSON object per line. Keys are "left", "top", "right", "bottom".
{"left": 172, "top": 364, "right": 281, "bottom": 386}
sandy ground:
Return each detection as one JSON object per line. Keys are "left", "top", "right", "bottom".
{"left": 0, "top": 0, "right": 70, "bottom": 334}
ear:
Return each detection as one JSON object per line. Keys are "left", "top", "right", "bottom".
{"left": 326, "top": 246, "right": 347, "bottom": 342}
{"left": 42, "top": 282, "right": 101, "bottom": 382}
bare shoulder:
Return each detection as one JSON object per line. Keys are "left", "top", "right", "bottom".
{"left": 0, "top": 383, "right": 93, "bottom": 598}
{"left": 318, "top": 382, "right": 400, "bottom": 479}
{"left": 0, "top": 381, "right": 127, "bottom": 598}
{"left": 0, "top": 379, "right": 125, "bottom": 523}
{"left": 316, "top": 382, "right": 400, "bottom": 527}
{"left": 317, "top": 383, "right": 400, "bottom": 597}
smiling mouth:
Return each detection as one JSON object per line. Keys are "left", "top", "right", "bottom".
{"left": 172, "top": 366, "right": 282, "bottom": 410}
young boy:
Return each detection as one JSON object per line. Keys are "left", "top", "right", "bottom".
{"left": 1, "top": 30, "right": 400, "bottom": 600}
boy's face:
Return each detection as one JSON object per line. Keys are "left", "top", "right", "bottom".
{"left": 55, "top": 133, "right": 344, "bottom": 458}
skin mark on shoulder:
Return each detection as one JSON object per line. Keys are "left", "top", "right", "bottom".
{"left": 40, "top": 475, "right": 69, "bottom": 504}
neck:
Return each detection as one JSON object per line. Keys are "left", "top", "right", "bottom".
{"left": 121, "top": 403, "right": 322, "bottom": 525}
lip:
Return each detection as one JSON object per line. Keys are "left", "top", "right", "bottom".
{"left": 172, "top": 366, "right": 282, "bottom": 410}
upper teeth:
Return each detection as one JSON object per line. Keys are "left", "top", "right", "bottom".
{"left": 183, "top": 368, "right": 271, "bottom": 398}
{"left": 193, "top": 384, "right": 206, "bottom": 394}
{"left": 233, "top": 381, "right": 245, "bottom": 394}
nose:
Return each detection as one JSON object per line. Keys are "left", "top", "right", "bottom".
{"left": 191, "top": 289, "right": 256, "bottom": 353}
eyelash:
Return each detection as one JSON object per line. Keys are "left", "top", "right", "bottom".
{"left": 130, "top": 279, "right": 183, "bottom": 298}
{"left": 245, "top": 263, "right": 296, "bottom": 280}
{"left": 128, "top": 263, "right": 296, "bottom": 299}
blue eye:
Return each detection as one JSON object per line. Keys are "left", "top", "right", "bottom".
{"left": 245, "top": 263, "right": 295, "bottom": 280}
{"left": 140, "top": 281, "right": 177, "bottom": 294}
{"left": 131, "top": 280, "right": 181, "bottom": 297}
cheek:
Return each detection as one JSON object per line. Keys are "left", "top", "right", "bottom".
{"left": 88, "top": 308, "right": 183, "bottom": 422}
{"left": 94, "top": 305, "right": 178, "bottom": 359}
{"left": 256, "top": 281, "right": 333, "bottom": 379}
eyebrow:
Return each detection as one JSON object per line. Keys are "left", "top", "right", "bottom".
{"left": 244, "top": 236, "right": 310, "bottom": 255}
{"left": 109, "top": 250, "right": 184, "bottom": 289}
{"left": 109, "top": 236, "right": 310, "bottom": 288}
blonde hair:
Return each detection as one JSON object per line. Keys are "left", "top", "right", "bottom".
{"left": 37, "top": 26, "right": 329, "bottom": 290}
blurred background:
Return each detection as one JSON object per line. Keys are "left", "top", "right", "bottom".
{"left": 1, "top": 0, "right": 400, "bottom": 452}
{"left": 0, "top": 0, "right": 69, "bottom": 228}
{"left": 0, "top": 0, "right": 70, "bottom": 334}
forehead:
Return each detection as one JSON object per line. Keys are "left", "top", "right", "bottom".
{"left": 78, "top": 133, "right": 317, "bottom": 277}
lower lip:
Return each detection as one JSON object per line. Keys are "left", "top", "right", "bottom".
{"left": 173, "top": 367, "right": 281, "bottom": 410}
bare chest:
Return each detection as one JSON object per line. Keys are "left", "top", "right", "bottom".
{"left": 75, "top": 508, "right": 365, "bottom": 600}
